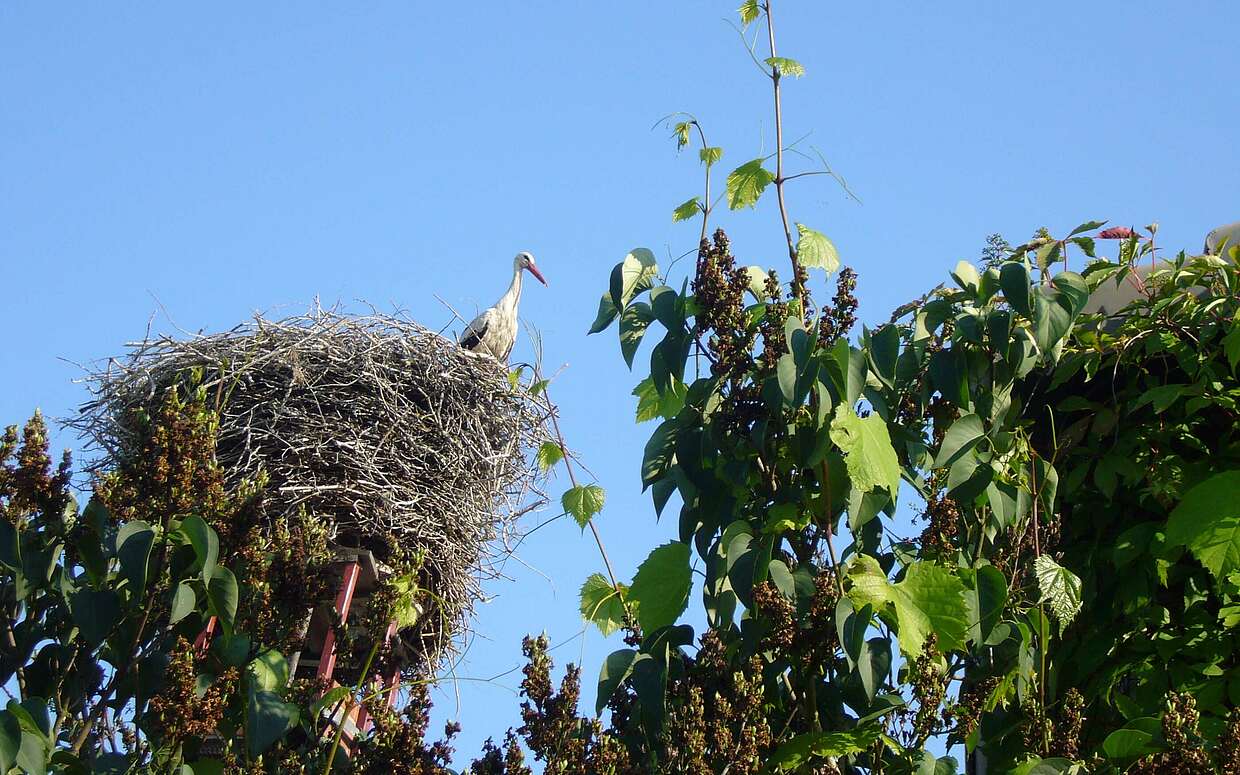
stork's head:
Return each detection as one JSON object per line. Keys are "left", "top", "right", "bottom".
{"left": 514, "top": 251, "right": 547, "bottom": 286}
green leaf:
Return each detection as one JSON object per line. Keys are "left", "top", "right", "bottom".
{"left": 763, "top": 724, "right": 880, "bottom": 772}
{"left": 609, "top": 248, "right": 659, "bottom": 310}
{"left": 641, "top": 418, "right": 679, "bottom": 489}
{"left": 188, "top": 759, "right": 227, "bottom": 775}
{"left": 630, "top": 652, "right": 667, "bottom": 737}
{"left": 588, "top": 292, "right": 620, "bottom": 334}
{"left": 726, "top": 158, "right": 775, "bottom": 210}
{"left": 117, "top": 520, "right": 155, "bottom": 600}
{"left": 247, "top": 650, "right": 290, "bottom": 693}
{"left": 1011, "top": 757, "right": 1083, "bottom": 774}
{"left": 738, "top": 0, "right": 761, "bottom": 25}
{"left": 1032, "top": 290, "right": 1073, "bottom": 353}
{"left": 170, "top": 582, "right": 196, "bottom": 625}
{"left": 529, "top": 378, "right": 551, "bottom": 397}
{"left": 0, "top": 712, "right": 17, "bottom": 774}
{"left": 933, "top": 413, "right": 984, "bottom": 468}
{"left": 777, "top": 353, "right": 798, "bottom": 404}
{"left": 1101, "top": 728, "right": 1157, "bottom": 760}
{"left": 1035, "top": 241, "right": 1061, "bottom": 271}
{"left": 0, "top": 521, "right": 20, "bottom": 571}
{"left": 1033, "top": 555, "right": 1082, "bottom": 635}
{"left": 768, "top": 559, "right": 795, "bottom": 599}
{"left": 951, "top": 260, "right": 981, "bottom": 293}
{"left": 68, "top": 589, "right": 120, "bottom": 647}
{"left": 963, "top": 566, "right": 1007, "bottom": 646}
{"left": 628, "top": 542, "right": 692, "bottom": 634}
{"left": 795, "top": 223, "right": 840, "bottom": 274}
{"left": 7, "top": 702, "right": 49, "bottom": 775}
{"left": 1000, "top": 262, "right": 1033, "bottom": 317}
{"left": 765, "top": 56, "right": 806, "bottom": 78}
{"left": 671, "top": 121, "right": 691, "bottom": 149}
{"left": 633, "top": 376, "right": 685, "bottom": 423}
{"left": 890, "top": 561, "right": 969, "bottom": 656}
{"left": 311, "top": 685, "right": 353, "bottom": 718}
{"left": 207, "top": 566, "right": 239, "bottom": 634}
{"left": 177, "top": 515, "right": 218, "bottom": 584}
{"left": 1067, "top": 219, "right": 1106, "bottom": 237}
{"left": 867, "top": 324, "right": 900, "bottom": 389}
{"left": 579, "top": 573, "right": 627, "bottom": 637}
{"left": 829, "top": 404, "right": 901, "bottom": 495}
{"left": 245, "top": 689, "right": 298, "bottom": 758}
{"left": 596, "top": 648, "right": 638, "bottom": 715}
{"left": 1221, "top": 320, "right": 1240, "bottom": 374}
{"left": 1069, "top": 236, "right": 1096, "bottom": 258}
{"left": 1165, "top": 471, "right": 1240, "bottom": 579}
{"left": 561, "top": 484, "right": 606, "bottom": 529}
{"left": 536, "top": 441, "right": 564, "bottom": 471}
{"left": 846, "top": 554, "right": 893, "bottom": 610}
{"left": 673, "top": 196, "right": 701, "bottom": 223}
{"left": 15, "top": 731, "right": 47, "bottom": 775}
{"left": 856, "top": 638, "right": 892, "bottom": 702}
{"left": 699, "top": 146, "right": 723, "bottom": 166}
{"left": 620, "top": 302, "right": 655, "bottom": 368}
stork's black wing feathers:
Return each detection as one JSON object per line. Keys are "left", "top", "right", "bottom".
{"left": 460, "top": 319, "right": 488, "bottom": 350}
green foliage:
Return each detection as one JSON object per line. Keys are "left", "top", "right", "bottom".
{"left": 830, "top": 404, "right": 901, "bottom": 495}
{"left": 795, "top": 223, "right": 840, "bottom": 274}
{"left": 1033, "top": 555, "right": 1082, "bottom": 635}
{"left": 672, "top": 196, "right": 701, "bottom": 223}
{"left": 765, "top": 56, "right": 805, "bottom": 78}
{"left": 725, "top": 158, "right": 775, "bottom": 209}
{"left": 0, "top": 391, "right": 426, "bottom": 772}
{"left": 536, "top": 440, "right": 564, "bottom": 471}
{"left": 577, "top": 208, "right": 1240, "bottom": 772}
{"left": 627, "top": 542, "right": 691, "bottom": 634}
{"left": 738, "top": 0, "right": 761, "bottom": 26}
{"left": 579, "top": 573, "right": 627, "bottom": 637}
{"left": 1165, "top": 470, "right": 1240, "bottom": 579}
{"left": 562, "top": 483, "right": 606, "bottom": 528}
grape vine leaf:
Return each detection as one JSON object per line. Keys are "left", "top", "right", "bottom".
{"left": 795, "top": 224, "right": 840, "bottom": 274}
{"left": 890, "top": 561, "right": 969, "bottom": 656}
{"left": 1164, "top": 470, "right": 1240, "bottom": 580}
{"left": 1033, "top": 555, "right": 1082, "bottom": 635}
{"left": 562, "top": 484, "right": 606, "bottom": 529}
{"left": 536, "top": 441, "right": 564, "bottom": 471}
{"left": 628, "top": 541, "right": 692, "bottom": 634}
{"left": 765, "top": 56, "right": 806, "bottom": 78}
{"left": 829, "top": 404, "right": 901, "bottom": 495}
{"left": 738, "top": 0, "right": 761, "bottom": 25}
{"left": 579, "top": 573, "right": 627, "bottom": 637}
{"left": 726, "top": 159, "right": 775, "bottom": 210}
{"left": 845, "top": 557, "right": 968, "bottom": 657}
{"left": 673, "top": 197, "right": 701, "bottom": 223}
{"left": 633, "top": 376, "right": 686, "bottom": 423}
{"left": 763, "top": 724, "right": 881, "bottom": 772}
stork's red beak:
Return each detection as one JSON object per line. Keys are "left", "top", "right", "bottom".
{"left": 526, "top": 262, "right": 548, "bottom": 286}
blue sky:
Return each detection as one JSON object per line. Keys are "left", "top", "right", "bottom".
{"left": 3, "top": 1, "right": 1238, "bottom": 764}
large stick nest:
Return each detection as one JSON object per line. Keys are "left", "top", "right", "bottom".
{"left": 70, "top": 308, "right": 549, "bottom": 669}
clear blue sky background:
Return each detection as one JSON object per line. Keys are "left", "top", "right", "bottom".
{"left": 3, "top": 1, "right": 1238, "bottom": 765}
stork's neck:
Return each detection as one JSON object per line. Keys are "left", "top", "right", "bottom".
{"left": 499, "top": 265, "right": 523, "bottom": 312}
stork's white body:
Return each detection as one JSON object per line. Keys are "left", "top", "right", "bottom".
{"left": 460, "top": 252, "right": 546, "bottom": 361}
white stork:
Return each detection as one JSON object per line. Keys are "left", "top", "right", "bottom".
{"left": 459, "top": 251, "right": 547, "bottom": 361}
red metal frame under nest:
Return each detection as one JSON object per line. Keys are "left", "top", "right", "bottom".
{"left": 195, "top": 551, "right": 402, "bottom": 754}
